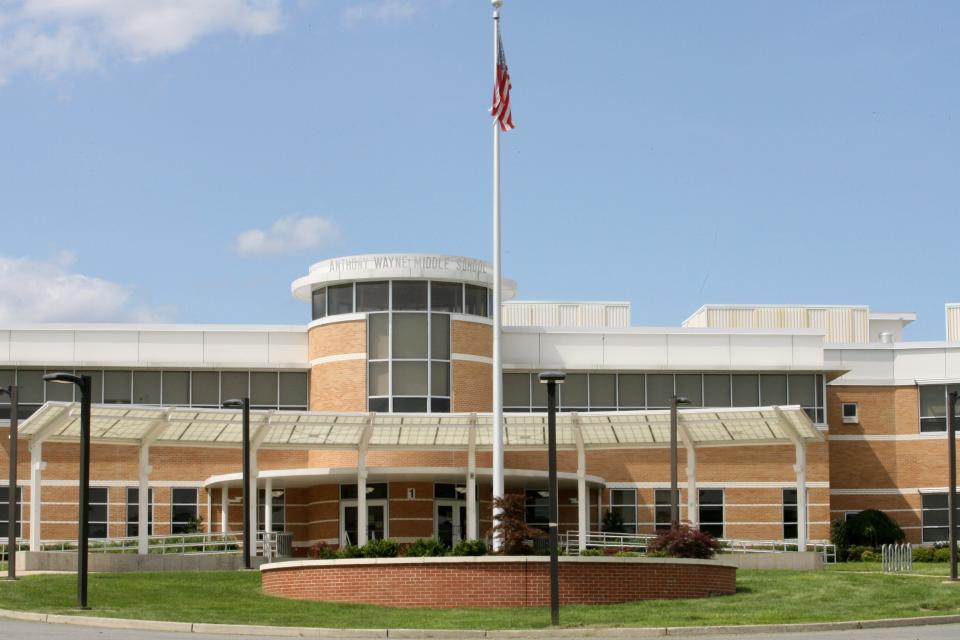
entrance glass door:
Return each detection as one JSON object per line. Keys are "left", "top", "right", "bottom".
{"left": 435, "top": 500, "right": 467, "bottom": 548}
{"left": 341, "top": 502, "right": 387, "bottom": 546}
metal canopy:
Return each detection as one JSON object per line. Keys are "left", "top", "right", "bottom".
{"left": 17, "top": 402, "right": 821, "bottom": 450}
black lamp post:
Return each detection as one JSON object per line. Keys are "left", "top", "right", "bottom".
{"left": 948, "top": 390, "right": 958, "bottom": 582}
{"left": 1, "top": 385, "right": 18, "bottom": 581}
{"left": 669, "top": 395, "right": 691, "bottom": 526}
{"left": 223, "top": 398, "right": 251, "bottom": 569}
{"left": 42, "top": 373, "right": 91, "bottom": 609}
{"left": 538, "top": 371, "right": 565, "bottom": 627}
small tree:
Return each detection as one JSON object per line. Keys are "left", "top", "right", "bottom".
{"left": 601, "top": 509, "right": 626, "bottom": 533}
{"left": 491, "top": 493, "right": 545, "bottom": 555}
{"left": 647, "top": 523, "right": 720, "bottom": 559}
{"left": 845, "top": 509, "right": 905, "bottom": 548}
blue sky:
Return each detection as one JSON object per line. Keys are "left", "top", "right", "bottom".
{"left": 0, "top": 1, "right": 958, "bottom": 339}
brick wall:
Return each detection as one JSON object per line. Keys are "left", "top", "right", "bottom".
{"left": 260, "top": 557, "right": 736, "bottom": 607}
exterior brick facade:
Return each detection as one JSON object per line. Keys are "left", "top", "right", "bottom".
{"left": 260, "top": 557, "right": 737, "bottom": 607}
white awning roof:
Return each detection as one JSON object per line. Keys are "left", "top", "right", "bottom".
{"left": 17, "top": 402, "right": 822, "bottom": 450}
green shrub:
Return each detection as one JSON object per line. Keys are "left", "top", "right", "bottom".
{"left": 450, "top": 539, "right": 487, "bottom": 556}
{"left": 337, "top": 545, "right": 362, "bottom": 559}
{"left": 846, "top": 545, "right": 874, "bottom": 562}
{"left": 934, "top": 547, "right": 952, "bottom": 563}
{"left": 601, "top": 509, "right": 627, "bottom": 533}
{"left": 913, "top": 546, "right": 935, "bottom": 562}
{"left": 615, "top": 551, "right": 642, "bottom": 557}
{"left": 646, "top": 549, "right": 669, "bottom": 558}
{"left": 360, "top": 538, "right": 399, "bottom": 558}
{"left": 845, "top": 510, "right": 905, "bottom": 548}
{"left": 580, "top": 548, "right": 603, "bottom": 557}
{"left": 831, "top": 519, "right": 851, "bottom": 560}
{"left": 860, "top": 549, "right": 879, "bottom": 562}
{"left": 309, "top": 543, "right": 337, "bottom": 560}
{"left": 405, "top": 538, "right": 448, "bottom": 557}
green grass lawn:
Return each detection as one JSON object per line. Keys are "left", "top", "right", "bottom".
{"left": 0, "top": 570, "right": 959, "bottom": 630}
{"left": 828, "top": 561, "right": 953, "bottom": 576}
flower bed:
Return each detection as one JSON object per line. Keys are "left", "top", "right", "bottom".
{"left": 260, "top": 555, "right": 736, "bottom": 608}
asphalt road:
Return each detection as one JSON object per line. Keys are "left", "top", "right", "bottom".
{"left": 4, "top": 620, "right": 960, "bottom": 640}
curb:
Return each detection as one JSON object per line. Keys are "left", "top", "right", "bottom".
{"left": 0, "top": 609, "right": 959, "bottom": 638}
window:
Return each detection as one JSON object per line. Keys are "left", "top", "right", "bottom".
{"left": 464, "top": 284, "right": 489, "bottom": 317}
{"left": 103, "top": 371, "right": 132, "bottom": 404}
{"left": 89, "top": 487, "right": 109, "bottom": 539}
{"left": 0, "top": 487, "right": 22, "bottom": 538}
{"left": 171, "top": 488, "right": 198, "bottom": 534}
{"left": 340, "top": 483, "right": 388, "bottom": 500}
{"left": 278, "top": 372, "right": 308, "bottom": 409}
{"left": 191, "top": 371, "right": 219, "bottom": 407}
{"left": 842, "top": 402, "right": 859, "bottom": 424}
{"left": 919, "top": 384, "right": 960, "bottom": 432}
{"left": 162, "top": 371, "right": 190, "bottom": 405}
{"left": 311, "top": 287, "right": 326, "bottom": 320}
{"left": 220, "top": 372, "right": 248, "bottom": 403}
{"left": 132, "top": 371, "right": 161, "bottom": 405}
{"left": 525, "top": 489, "right": 549, "bottom": 532}
{"left": 366, "top": 306, "right": 450, "bottom": 413}
{"left": 610, "top": 489, "right": 637, "bottom": 534}
{"left": 126, "top": 487, "right": 154, "bottom": 537}
{"left": 560, "top": 374, "right": 587, "bottom": 411}
{"left": 783, "top": 489, "right": 798, "bottom": 540}
{"left": 250, "top": 372, "right": 278, "bottom": 408}
{"left": 499, "top": 371, "right": 826, "bottom": 420}
{"left": 921, "top": 494, "right": 957, "bottom": 543}
{"left": 258, "top": 489, "right": 285, "bottom": 533}
{"left": 698, "top": 489, "right": 724, "bottom": 538}
{"left": 327, "top": 283, "right": 355, "bottom": 315}
{"left": 434, "top": 483, "right": 468, "bottom": 499}
{"left": 392, "top": 281, "right": 428, "bottom": 311}
{"left": 356, "top": 281, "right": 389, "bottom": 312}
{"left": 654, "top": 489, "right": 672, "bottom": 531}
{"left": 430, "top": 282, "right": 463, "bottom": 313}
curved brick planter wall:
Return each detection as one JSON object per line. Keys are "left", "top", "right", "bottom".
{"left": 260, "top": 556, "right": 737, "bottom": 608}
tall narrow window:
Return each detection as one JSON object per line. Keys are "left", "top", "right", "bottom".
{"left": 654, "top": 489, "right": 672, "bottom": 531}
{"left": 171, "top": 488, "right": 199, "bottom": 534}
{"left": 126, "top": 487, "right": 154, "bottom": 537}
{"left": 609, "top": 489, "right": 637, "bottom": 534}
{"left": 0, "top": 486, "right": 22, "bottom": 538}
{"left": 921, "top": 494, "right": 953, "bottom": 542}
{"left": 783, "top": 489, "right": 798, "bottom": 540}
{"left": 698, "top": 489, "right": 724, "bottom": 538}
{"left": 525, "top": 489, "right": 550, "bottom": 532}
{"left": 88, "top": 487, "right": 109, "bottom": 539}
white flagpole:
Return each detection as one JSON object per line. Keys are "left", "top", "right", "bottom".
{"left": 491, "top": 0, "right": 505, "bottom": 552}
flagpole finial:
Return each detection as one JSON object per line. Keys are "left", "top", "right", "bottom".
{"left": 492, "top": 0, "right": 503, "bottom": 9}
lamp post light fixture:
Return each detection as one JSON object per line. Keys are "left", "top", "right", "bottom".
{"left": 42, "top": 373, "right": 91, "bottom": 609}
{"left": 948, "top": 391, "right": 958, "bottom": 582}
{"left": 670, "top": 395, "right": 691, "bottom": 526}
{"left": 222, "top": 397, "right": 252, "bottom": 570}
{"left": 1, "top": 385, "right": 18, "bottom": 581}
{"left": 538, "top": 371, "right": 566, "bottom": 627}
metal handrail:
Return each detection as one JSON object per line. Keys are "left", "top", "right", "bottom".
{"left": 560, "top": 531, "right": 837, "bottom": 563}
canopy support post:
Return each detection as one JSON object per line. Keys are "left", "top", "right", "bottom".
{"left": 28, "top": 442, "right": 43, "bottom": 551}
{"left": 679, "top": 425, "right": 697, "bottom": 528}
{"left": 220, "top": 487, "right": 229, "bottom": 533}
{"left": 573, "top": 414, "right": 587, "bottom": 551}
{"left": 775, "top": 407, "right": 809, "bottom": 551}
{"left": 264, "top": 478, "right": 273, "bottom": 534}
{"left": 466, "top": 414, "right": 478, "bottom": 541}
{"left": 356, "top": 416, "right": 374, "bottom": 547}
{"left": 137, "top": 446, "right": 151, "bottom": 554}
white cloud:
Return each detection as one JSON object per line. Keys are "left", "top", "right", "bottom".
{"left": 343, "top": 0, "right": 421, "bottom": 27}
{"left": 234, "top": 214, "right": 340, "bottom": 257}
{"left": 0, "top": 0, "right": 283, "bottom": 84}
{"left": 0, "top": 253, "right": 174, "bottom": 323}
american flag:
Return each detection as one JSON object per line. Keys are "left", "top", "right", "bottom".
{"left": 491, "top": 30, "right": 514, "bottom": 132}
